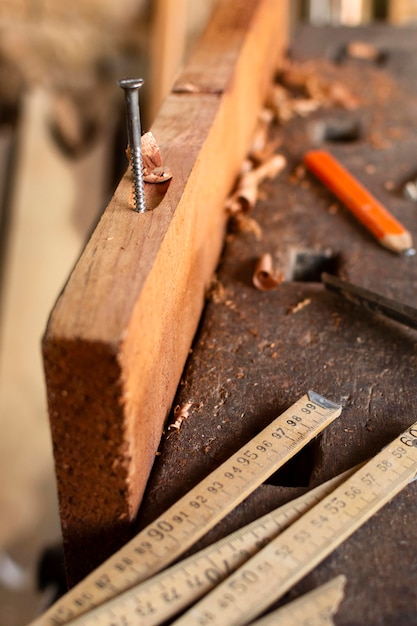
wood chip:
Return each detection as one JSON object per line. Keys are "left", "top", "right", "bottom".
{"left": 287, "top": 298, "right": 312, "bottom": 315}
{"left": 206, "top": 277, "right": 227, "bottom": 304}
{"left": 229, "top": 213, "right": 262, "bottom": 240}
{"left": 249, "top": 107, "right": 275, "bottom": 159}
{"left": 270, "top": 61, "right": 360, "bottom": 121}
{"left": 168, "top": 401, "right": 194, "bottom": 431}
{"left": 253, "top": 253, "right": 284, "bottom": 291}
{"left": 126, "top": 131, "right": 173, "bottom": 184}
{"left": 141, "top": 131, "right": 163, "bottom": 173}
{"left": 226, "top": 154, "right": 286, "bottom": 214}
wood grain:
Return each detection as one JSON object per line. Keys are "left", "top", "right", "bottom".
{"left": 43, "top": 0, "right": 289, "bottom": 584}
{"left": 149, "top": 0, "right": 188, "bottom": 122}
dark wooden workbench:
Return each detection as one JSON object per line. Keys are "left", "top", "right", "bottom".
{"left": 136, "top": 25, "right": 417, "bottom": 625}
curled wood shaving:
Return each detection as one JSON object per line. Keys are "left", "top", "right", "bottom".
{"left": 253, "top": 253, "right": 284, "bottom": 291}
{"left": 269, "top": 60, "right": 359, "bottom": 123}
{"left": 266, "top": 84, "right": 294, "bottom": 123}
{"left": 141, "top": 131, "right": 162, "bottom": 172}
{"left": 143, "top": 166, "right": 173, "bottom": 184}
{"left": 229, "top": 213, "right": 262, "bottom": 240}
{"left": 206, "top": 276, "right": 227, "bottom": 304}
{"left": 168, "top": 402, "right": 194, "bottom": 431}
{"left": 226, "top": 154, "right": 287, "bottom": 215}
{"left": 249, "top": 154, "right": 287, "bottom": 183}
{"left": 249, "top": 108, "right": 277, "bottom": 161}
{"left": 321, "top": 81, "right": 359, "bottom": 110}
{"left": 142, "top": 131, "right": 173, "bottom": 183}
{"left": 126, "top": 131, "right": 173, "bottom": 184}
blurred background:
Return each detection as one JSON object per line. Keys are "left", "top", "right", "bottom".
{"left": 0, "top": 0, "right": 415, "bottom": 623}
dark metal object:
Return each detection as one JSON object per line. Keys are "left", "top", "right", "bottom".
{"left": 321, "top": 272, "right": 417, "bottom": 331}
{"left": 118, "top": 78, "right": 146, "bottom": 213}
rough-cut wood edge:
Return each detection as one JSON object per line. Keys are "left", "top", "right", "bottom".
{"left": 42, "top": 0, "right": 289, "bottom": 585}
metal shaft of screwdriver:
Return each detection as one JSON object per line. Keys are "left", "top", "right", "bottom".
{"left": 118, "top": 78, "right": 146, "bottom": 213}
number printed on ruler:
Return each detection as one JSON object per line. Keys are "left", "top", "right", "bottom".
{"left": 31, "top": 391, "right": 342, "bottom": 626}
{"left": 63, "top": 458, "right": 356, "bottom": 626}
{"left": 172, "top": 421, "right": 417, "bottom": 626}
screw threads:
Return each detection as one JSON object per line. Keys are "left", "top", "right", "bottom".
{"left": 118, "top": 77, "right": 147, "bottom": 212}
{"left": 131, "top": 147, "right": 146, "bottom": 213}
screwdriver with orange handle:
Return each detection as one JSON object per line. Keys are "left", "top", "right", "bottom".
{"left": 304, "top": 149, "right": 414, "bottom": 254}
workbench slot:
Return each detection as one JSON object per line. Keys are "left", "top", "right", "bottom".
{"left": 289, "top": 249, "right": 340, "bottom": 282}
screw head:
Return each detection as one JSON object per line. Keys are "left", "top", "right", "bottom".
{"left": 118, "top": 78, "right": 144, "bottom": 90}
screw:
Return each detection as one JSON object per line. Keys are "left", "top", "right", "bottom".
{"left": 118, "top": 78, "right": 146, "bottom": 212}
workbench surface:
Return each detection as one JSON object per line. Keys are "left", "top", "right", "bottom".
{"left": 137, "top": 25, "right": 417, "bottom": 625}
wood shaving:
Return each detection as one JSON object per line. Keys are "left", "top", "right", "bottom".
{"left": 266, "top": 84, "right": 294, "bottom": 123}
{"left": 269, "top": 60, "right": 359, "bottom": 123}
{"left": 322, "top": 81, "right": 359, "bottom": 110}
{"left": 228, "top": 213, "right": 262, "bottom": 240}
{"left": 127, "top": 131, "right": 173, "bottom": 184}
{"left": 287, "top": 298, "right": 312, "bottom": 315}
{"left": 141, "top": 131, "right": 163, "bottom": 173}
{"left": 249, "top": 108, "right": 278, "bottom": 162}
{"left": 206, "top": 276, "right": 227, "bottom": 304}
{"left": 225, "top": 154, "right": 287, "bottom": 215}
{"left": 253, "top": 253, "right": 284, "bottom": 291}
{"left": 168, "top": 402, "right": 194, "bottom": 431}
{"left": 143, "top": 166, "right": 173, "bottom": 184}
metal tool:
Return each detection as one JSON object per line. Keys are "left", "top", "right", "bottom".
{"left": 118, "top": 78, "right": 146, "bottom": 213}
{"left": 30, "top": 391, "right": 341, "bottom": 626}
{"left": 322, "top": 272, "right": 417, "bottom": 331}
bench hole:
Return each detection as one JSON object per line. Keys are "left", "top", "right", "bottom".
{"left": 289, "top": 250, "right": 340, "bottom": 282}
{"left": 310, "top": 118, "right": 362, "bottom": 145}
{"left": 265, "top": 440, "right": 317, "bottom": 488}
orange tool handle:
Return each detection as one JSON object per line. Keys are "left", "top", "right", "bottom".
{"left": 304, "top": 149, "right": 413, "bottom": 253}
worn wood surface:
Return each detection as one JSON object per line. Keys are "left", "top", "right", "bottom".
{"left": 148, "top": 0, "right": 188, "bottom": 122}
{"left": 137, "top": 24, "right": 417, "bottom": 625}
{"left": 43, "top": 0, "right": 290, "bottom": 585}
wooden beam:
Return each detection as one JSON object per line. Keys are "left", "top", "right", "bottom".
{"left": 43, "top": 0, "right": 289, "bottom": 585}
